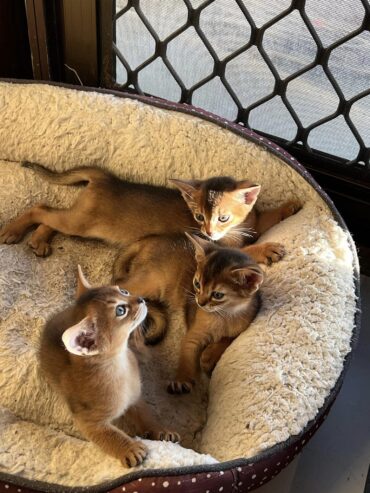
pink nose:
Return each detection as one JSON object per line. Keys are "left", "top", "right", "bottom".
{"left": 205, "top": 228, "right": 212, "bottom": 237}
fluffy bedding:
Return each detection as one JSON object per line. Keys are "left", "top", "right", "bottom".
{"left": 0, "top": 82, "right": 356, "bottom": 487}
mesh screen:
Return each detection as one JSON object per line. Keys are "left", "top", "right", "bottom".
{"left": 109, "top": 0, "right": 370, "bottom": 172}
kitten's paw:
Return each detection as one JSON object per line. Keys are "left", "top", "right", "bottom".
{"left": 0, "top": 225, "right": 24, "bottom": 244}
{"left": 261, "top": 242, "right": 286, "bottom": 265}
{"left": 167, "top": 380, "right": 193, "bottom": 395}
{"left": 27, "top": 237, "right": 52, "bottom": 257}
{"left": 144, "top": 430, "right": 180, "bottom": 442}
{"left": 121, "top": 441, "right": 148, "bottom": 468}
{"left": 281, "top": 200, "right": 302, "bottom": 219}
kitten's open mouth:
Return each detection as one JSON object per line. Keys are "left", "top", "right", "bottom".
{"left": 133, "top": 304, "right": 148, "bottom": 326}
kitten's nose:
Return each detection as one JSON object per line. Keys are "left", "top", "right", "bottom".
{"left": 197, "top": 298, "right": 207, "bottom": 307}
{"left": 205, "top": 227, "right": 212, "bottom": 237}
{"left": 137, "top": 297, "right": 145, "bottom": 304}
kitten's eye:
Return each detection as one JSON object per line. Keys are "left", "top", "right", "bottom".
{"left": 116, "top": 305, "right": 127, "bottom": 317}
{"left": 218, "top": 215, "right": 230, "bottom": 223}
{"left": 193, "top": 278, "right": 201, "bottom": 290}
{"left": 195, "top": 213, "right": 204, "bottom": 222}
{"left": 212, "top": 291, "right": 224, "bottom": 300}
{"left": 119, "top": 288, "right": 129, "bottom": 296}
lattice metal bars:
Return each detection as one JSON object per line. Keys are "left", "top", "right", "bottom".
{"left": 100, "top": 0, "right": 370, "bottom": 178}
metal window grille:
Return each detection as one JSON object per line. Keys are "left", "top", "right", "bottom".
{"left": 100, "top": 0, "right": 370, "bottom": 180}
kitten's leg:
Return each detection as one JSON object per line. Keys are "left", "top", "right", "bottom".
{"left": 125, "top": 400, "right": 180, "bottom": 442}
{"left": 27, "top": 224, "right": 55, "bottom": 257}
{"left": 255, "top": 201, "right": 301, "bottom": 235}
{"left": 167, "top": 328, "right": 213, "bottom": 394}
{"left": 200, "top": 337, "right": 233, "bottom": 375}
{"left": 0, "top": 203, "right": 86, "bottom": 244}
{"left": 74, "top": 417, "right": 147, "bottom": 467}
{"left": 243, "top": 242, "right": 285, "bottom": 265}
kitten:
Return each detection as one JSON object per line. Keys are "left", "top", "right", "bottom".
{"left": 0, "top": 164, "right": 297, "bottom": 256}
{"left": 112, "top": 234, "right": 281, "bottom": 391}
{"left": 171, "top": 177, "right": 300, "bottom": 247}
{"left": 39, "top": 266, "right": 179, "bottom": 467}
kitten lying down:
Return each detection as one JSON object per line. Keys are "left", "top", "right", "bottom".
{"left": 39, "top": 266, "right": 179, "bottom": 468}
{"left": 113, "top": 233, "right": 284, "bottom": 394}
{"left": 0, "top": 162, "right": 299, "bottom": 255}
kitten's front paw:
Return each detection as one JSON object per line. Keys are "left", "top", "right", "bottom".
{"left": 261, "top": 242, "right": 286, "bottom": 265}
{"left": 0, "top": 225, "right": 24, "bottom": 244}
{"left": 122, "top": 441, "right": 148, "bottom": 468}
{"left": 144, "top": 430, "right": 180, "bottom": 442}
{"left": 281, "top": 200, "right": 302, "bottom": 219}
{"left": 167, "top": 380, "right": 193, "bottom": 395}
{"left": 27, "top": 237, "right": 52, "bottom": 257}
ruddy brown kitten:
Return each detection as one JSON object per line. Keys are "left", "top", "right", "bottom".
{"left": 112, "top": 234, "right": 282, "bottom": 392}
{"left": 167, "top": 234, "right": 265, "bottom": 394}
{"left": 39, "top": 266, "right": 179, "bottom": 468}
{"left": 0, "top": 164, "right": 298, "bottom": 256}
{"left": 171, "top": 176, "right": 300, "bottom": 246}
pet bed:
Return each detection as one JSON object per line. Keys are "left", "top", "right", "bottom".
{"left": 0, "top": 80, "right": 359, "bottom": 493}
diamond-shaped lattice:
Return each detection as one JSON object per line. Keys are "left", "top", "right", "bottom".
{"left": 166, "top": 27, "right": 214, "bottom": 88}
{"left": 249, "top": 96, "right": 297, "bottom": 141}
{"left": 116, "top": 8, "right": 155, "bottom": 69}
{"left": 305, "top": 0, "right": 365, "bottom": 48}
{"left": 140, "top": 0, "right": 187, "bottom": 41}
{"left": 286, "top": 66, "right": 339, "bottom": 127}
{"left": 308, "top": 116, "right": 360, "bottom": 160}
{"left": 350, "top": 95, "right": 370, "bottom": 148}
{"left": 192, "top": 76, "right": 238, "bottom": 121}
{"left": 109, "top": 0, "right": 370, "bottom": 172}
{"left": 242, "top": 0, "right": 291, "bottom": 28}
{"left": 328, "top": 32, "right": 370, "bottom": 100}
{"left": 138, "top": 58, "right": 181, "bottom": 101}
{"left": 199, "top": 0, "right": 251, "bottom": 60}
{"left": 263, "top": 10, "right": 317, "bottom": 79}
{"left": 225, "top": 47, "right": 275, "bottom": 108}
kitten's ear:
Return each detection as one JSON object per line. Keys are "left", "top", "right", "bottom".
{"left": 231, "top": 264, "right": 264, "bottom": 293}
{"left": 76, "top": 265, "right": 91, "bottom": 298}
{"left": 62, "top": 316, "right": 99, "bottom": 357}
{"left": 169, "top": 178, "right": 201, "bottom": 204}
{"left": 233, "top": 181, "right": 261, "bottom": 206}
{"left": 185, "top": 232, "right": 211, "bottom": 261}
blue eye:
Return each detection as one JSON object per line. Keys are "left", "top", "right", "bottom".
{"left": 119, "top": 288, "right": 129, "bottom": 295}
{"left": 218, "top": 215, "right": 230, "bottom": 223}
{"left": 193, "top": 278, "right": 201, "bottom": 290}
{"left": 116, "top": 305, "right": 127, "bottom": 317}
{"left": 212, "top": 291, "right": 224, "bottom": 300}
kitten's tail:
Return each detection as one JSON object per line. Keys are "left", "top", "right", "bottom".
{"left": 21, "top": 161, "right": 109, "bottom": 185}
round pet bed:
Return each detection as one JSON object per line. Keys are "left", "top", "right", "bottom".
{"left": 0, "top": 80, "right": 359, "bottom": 493}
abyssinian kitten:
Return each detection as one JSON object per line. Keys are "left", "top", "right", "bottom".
{"left": 0, "top": 163, "right": 299, "bottom": 256}
{"left": 112, "top": 233, "right": 281, "bottom": 393}
{"left": 39, "top": 266, "right": 179, "bottom": 467}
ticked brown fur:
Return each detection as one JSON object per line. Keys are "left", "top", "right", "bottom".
{"left": 0, "top": 164, "right": 299, "bottom": 255}
{"left": 112, "top": 235, "right": 280, "bottom": 393}
{"left": 39, "top": 267, "right": 179, "bottom": 467}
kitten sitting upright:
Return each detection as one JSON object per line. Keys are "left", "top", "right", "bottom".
{"left": 112, "top": 234, "right": 270, "bottom": 393}
{"left": 39, "top": 266, "right": 179, "bottom": 468}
